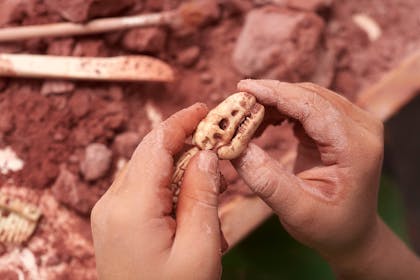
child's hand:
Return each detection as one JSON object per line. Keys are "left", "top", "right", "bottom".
{"left": 91, "top": 103, "right": 223, "bottom": 280}
{"left": 233, "top": 80, "right": 420, "bottom": 279}
{"left": 234, "top": 79, "right": 384, "bottom": 257}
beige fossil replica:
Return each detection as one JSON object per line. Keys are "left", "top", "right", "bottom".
{"left": 0, "top": 192, "right": 42, "bottom": 244}
{"left": 193, "top": 92, "right": 265, "bottom": 159}
{"left": 171, "top": 92, "right": 265, "bottom": 207}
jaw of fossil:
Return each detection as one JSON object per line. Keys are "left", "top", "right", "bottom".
{"left": 192, "top": 92, "right": 265, "bottom": 160}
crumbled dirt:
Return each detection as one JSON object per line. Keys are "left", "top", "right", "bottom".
{"left": 44, "top": 0, "right": 136, "bottom": 22}
{"left": 122, "top": 27, "right": 167, "bottom": 54}
{"left": 1, "top": 0, "right": 420, "bottom": 277}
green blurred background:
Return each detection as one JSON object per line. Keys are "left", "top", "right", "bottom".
{"left": 222, "top": 174, "right": 408, "bottom": 279}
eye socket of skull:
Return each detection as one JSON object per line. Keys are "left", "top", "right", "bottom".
{"left": 193, "top": 92, "right": 263, "bottom": 155}
{"left": 218, "top": 118, "right": 229, "bottom": 130}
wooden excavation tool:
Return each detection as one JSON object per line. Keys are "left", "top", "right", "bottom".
{"left": 0, "top": 54, "right": 174, "bottom": 82}
{"left": 0, "top": 1, "right": 218, "bottom": 42}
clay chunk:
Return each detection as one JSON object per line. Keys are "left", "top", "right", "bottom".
{"left": 287, "top": 0, "right": 333, "bottom": 11}
{"left": 45, "top": 0, "right": 136, "bottom": 22}
{"left": 80, "top": 143, "right": 113, "bottom": 181}
{"left": 233, "top": 6, "right": 324, "bottom": 81}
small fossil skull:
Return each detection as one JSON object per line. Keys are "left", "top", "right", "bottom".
{"left": 193, "top": 92, "right": 265, "bottom": 160}
{"left": 170, "top": 92, "right": 264, "bottom": 214}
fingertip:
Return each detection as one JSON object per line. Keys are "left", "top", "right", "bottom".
{"left": 189, "top": 102, "right": 208, "bottom": 117}
{"left": 197, "top": 150, "right": 219, "bottom": 177}
{"left": 176, "top": 150, "right": 220, "bottom": 215}
{"left": 237, "top": 79, "right": 253, "bottom": 89}
{"left": 232, "top": 143, "right": 267, "bottom": 171}
{"left": 237, "top": 79, "right": 278, "bottom": 106}
{"left": 167, "top": 102, "right": 208, "bottom": 130}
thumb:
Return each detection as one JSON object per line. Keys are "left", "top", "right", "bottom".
{"left": 232, "top": 144, "right": 305, "bottom": 217}
{"left": 172, "top": 150, "right": 225, "bottom": 261}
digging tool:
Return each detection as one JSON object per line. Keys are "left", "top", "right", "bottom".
{"left": 0, "top": 53, "right": 174, "bottom": 82}
{"left": 0, "top": 1, "right": 218, "bottom": 42}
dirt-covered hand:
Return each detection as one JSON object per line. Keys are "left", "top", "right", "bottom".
{"left": 91, "top": 103, "right": 223, "bottom": 280}
{"left": 233, "top": 79, "right": 385, "bottom": 260}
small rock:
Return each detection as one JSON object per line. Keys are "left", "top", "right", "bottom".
{"left": 196, "top": 59, "right": 208, "bottom": 71}
{"left": 200, "top": 72, "right": 213, "bottom": 83}
{"left": 107, "top": 86, "right": 124, "bottom": 101}
{"left": 50, "top": 96, "right": 68, "bottom": 110}
{"left": 69, "top": 90, "right": 91, "bottom": 118}
{"left": 72, "top": 40, "right": 108, "bottom": 57}
{"left": 172, "top": 0, "right": 220, "bottom": 36}
{"left": 52, "top": 167, "right": 98, "bottom": 215}
{"left": 177, "top": 46, "right": 200, "bottom": 67}
{"left": 232, "top": 6, "right": 324, "bottom": 81}
{"left": 0, "top": 79, "right": 6, "bottom": 92}
{"left": 0, "top": 270, "right": 20, "bottom": 280}
{"left": 0, "top": 147, "right": 23, "bottom": 175}
{"left": 44, "top": 0, "right": 136, "bottom": 22}
{"left": 80, "top": 143, "right": 113, "bottom": 181}
{"left": 103, "top": 104, "right": 126, "bottom": 130}
{"left": 221, "top": 0, "right": 253, "bottom": 15}
{"left": 41, "top": 80, "right": 75, "bottom": 96}
{"left": 47, "top": 38, "right": 75, "bottom": 56}
{"left": 53, "top": 132, "right": 65, "bottom": 142}
{"left": 68, "top": 154, "right": 79, "bottom": 163}
{"left": 0, "top": 111, "right": 14, "bottom": 134}
{"left": 287, "top": 0, "right": 332, "bottom": 11}
{"left": 113, "top": 132, "right": 140, "bottom": 158}
{"left": 122, "top": 27, "right": 167, "bottom": 54}
{"left": 0, "top": 0, "right": 26, "bottom": 25}
{"left": 253, "top": 0, "right": 332, "bottom": 11}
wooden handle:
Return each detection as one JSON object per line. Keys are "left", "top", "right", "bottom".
{"left": 0, "top": 54, "right": 174, "bottom": 82}
{"left": 357, "top": 50, "right": 420, "bottom": 121}
{"left": 0, "top": 12, "right": 172, "bottom": 42}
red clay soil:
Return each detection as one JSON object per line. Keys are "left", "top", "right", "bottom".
{"left": 0, "top": 0, "right": 420, "bottom": 278}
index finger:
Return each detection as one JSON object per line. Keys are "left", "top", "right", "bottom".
{"left": 238, "top": 79, "right": 347, "bottom": 163}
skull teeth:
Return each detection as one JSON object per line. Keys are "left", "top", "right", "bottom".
{"left": 171, "top": 92, "right": 265, "bottom": 215}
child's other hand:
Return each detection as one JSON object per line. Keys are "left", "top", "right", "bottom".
{"left": 234, "top": 80, "right": 384, "bottom": 267}
{"left": 91, "top": 103, "right": 223, "bottom": 280}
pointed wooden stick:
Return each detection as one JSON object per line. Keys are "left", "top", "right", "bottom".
{"left": 0, "top": 53, "right": 175, "bottom": 82}
{"left": 0, "top": 12, "right": 172, "bottom": 42}
{"left": 0, "top": 1, "right": 218, "bottom": 42}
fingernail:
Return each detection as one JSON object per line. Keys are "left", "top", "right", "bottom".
{"left": 198, "top": 150, "right": 218, "bottom": 175}
{"left": 238, "top": 80, "right": 274, "bottom": 102}
{"left": 237, "top": 79, "right": 252, "bottom": 88}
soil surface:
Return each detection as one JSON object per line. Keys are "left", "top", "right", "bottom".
{"left": 1, "top": 0, "right": 420, "bottom": 278}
